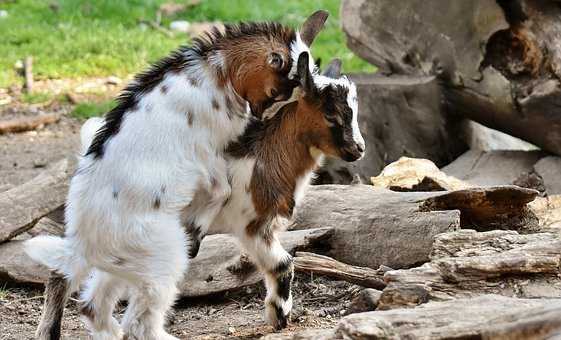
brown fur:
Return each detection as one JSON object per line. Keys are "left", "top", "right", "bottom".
{"left": 246, "top": 99, "right": 336, "bottom": 235}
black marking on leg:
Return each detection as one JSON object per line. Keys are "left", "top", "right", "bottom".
{"left": 112, "top": 189, "right": 119, "bottom": 199}
{"left": 273, "top": 303, "right": 288, "bottom": 330}
{"left": 276, "top": 271, "right": 293, "bottom": 301}
{"left": 272, "top": 256, "right": 293, "bottom": 275}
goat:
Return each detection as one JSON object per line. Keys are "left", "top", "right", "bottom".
{"left": 24, "top": 12, "right": 329, "bottom": 340}
{"left": 205, "top": 51, "right": 365, "bottom": 330}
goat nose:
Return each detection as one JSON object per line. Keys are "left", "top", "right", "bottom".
{"left": 357, "top": 142, "right": 365, "bottom": 153}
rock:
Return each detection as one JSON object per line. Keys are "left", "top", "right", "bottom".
{"left": 371, "top": 157, "right": 470, "bottom": 191}
{"left": 346, "top": 289, "right": 382, "bottom": 315}
{"left": 0, "top": 10, "right": 8, "bottom": 19}
{"left": 534, "top": 156, "right": 561, "bottom": 195}
{"left": 270, "top": 295, "right": 561, "bottom": 340}
{"left": 169, "top": 20, "right": 190, "bottom": 33}
{"left": 464, "top": 120, "right": 538, "bottom": 151}
{"left": 315, "top": 75, "right": 467, "bottom": 184}
{"left": 442, "top": 149, "right": 545, "bottom": 187}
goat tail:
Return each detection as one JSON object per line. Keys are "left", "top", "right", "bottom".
{"left": 79, "top": 116, "right": 105, "bottom": 154}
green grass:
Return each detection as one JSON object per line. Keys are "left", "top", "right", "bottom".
{"left": 0, "top": 285, "right": 8, "bottom": 301}
{"left": 21, "top": 91, "right": 52, "bottom": 104}
{"left": 0, "top": 0, "right": 374, "bottom": 88}
{"left": 71, "top": 100, "right": 116, "bottom": 119}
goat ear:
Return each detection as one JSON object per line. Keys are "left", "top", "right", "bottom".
{"left": 323, "top": 59, "right": 342, "bottom": 79}
{"left": 297, "top": 52, "right": 314, "bottom": 92}
{"left": 267, "top": 52, "right": 285, "bottom": 71}
{"left": 300, "top": 10, "right": 329, "bottom": 46}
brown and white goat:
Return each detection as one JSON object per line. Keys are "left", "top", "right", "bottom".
{"left": 25, "top": 12, "right": 329, "bottom": 340}
{"left": 205, "top": 51, "right": 365, "bottom": 329}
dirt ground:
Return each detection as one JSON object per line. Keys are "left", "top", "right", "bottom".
{"left": 0, "top": 274, "right": 354, "bottom": 340}
{"left": 0, "top": 105, "right": 355, "bottom": 339}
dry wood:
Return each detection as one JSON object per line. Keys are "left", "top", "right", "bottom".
{"left": 0, "top": 159, "right": 69, "bottom": 243}
{"left": 291, "top": 184, "right": 460, "bottom": 269}
{"left": 0, "top": 113, "right": 61, "bottom": 134}
{"left": 266, "top": 295, "right": 561, "bottom": 340}
{"left": 377, "top": 229, "right": 561, "bottom": 310}
{"left": 24, "top": 56, "right": 33, "bottom": 93}
{"left": 293, "top": 252, "right": 386, "bottom": 290}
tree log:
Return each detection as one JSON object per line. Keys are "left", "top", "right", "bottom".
{"left": 293, "top": 252, "right": 386, "bottom": 290}
{"left": 265, "top": 295, "right": 561, "bottom": 340}
{"left": 377, "top": 229, "right": 561, "bottom": 310}
{"left": 0, "top": 113, "right": 61, "bottom": 134}
{"left": 0, "top": 159, "right": 69, "bottom": 243}
{"left": 291, "top": 185, "right": 460, "bottom": 269}
{"left": 341, "top": 0, "right": 561, "bottom": 155}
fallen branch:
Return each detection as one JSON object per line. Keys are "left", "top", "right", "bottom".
{"left": 0, "top": 113, "right": 61, "bottom": 134}
{"left": 0, "top": 159, "right": 70, "bottom": 243}
{"left": 23, "top": 56, "right": 33, "bottom": 93}
{"left": 293, "top": 252, "right": 386, "bottom": 290}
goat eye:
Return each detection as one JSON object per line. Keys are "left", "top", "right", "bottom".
{"left": 270, "top": 88, "right": 279, "bottom": 98}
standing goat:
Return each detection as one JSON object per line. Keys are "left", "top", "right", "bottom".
{"left": 24, "top": 12, "right": 328, "bottom": 340}
{"left": 206, "top": 51, "right": 365, "bottom": 329}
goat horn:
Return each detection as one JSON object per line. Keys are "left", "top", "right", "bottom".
{"left": 300, "top": 10, "right": 329, "bottom": 46}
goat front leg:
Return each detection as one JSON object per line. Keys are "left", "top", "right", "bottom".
{"left": 238, "top": 226, "right": 293, "bottom": 330}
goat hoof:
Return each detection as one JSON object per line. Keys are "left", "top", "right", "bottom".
{"left": 266, "top": 304, "right": 290, "bottom": 331}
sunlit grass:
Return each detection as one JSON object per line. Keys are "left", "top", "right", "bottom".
{"left": 0, "top": 0, "right": 374, "bottom": 88}
{"left": 71, "top": 100, "right": 116, "bottom": 119}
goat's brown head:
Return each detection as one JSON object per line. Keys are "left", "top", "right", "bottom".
{"left": 218, "top": 10, "right": 329, "bottom": 118}
{"left": 295, "top": 52, "right": 365, "bottom": 162}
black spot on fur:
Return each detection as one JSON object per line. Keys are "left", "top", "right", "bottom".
{"left": 160, "top": 85, "right": 168, "bottom": 94}
{"left": 153, "top": 196, "right": 161, "bottom": 209}
{"left": 112, "top": 189, "right": 118, "bottom": 199}
{"left": 187, "top": 111, "right": 194, "bottom": 126}
{"left": 212, "top": 98, "right": 220, "bottom": 110}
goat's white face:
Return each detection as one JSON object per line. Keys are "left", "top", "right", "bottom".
{"left": 316, "top": 76, "right": 365, "bottom": 162}
{"left": 295, "top": 52, "right": 366, "bottom": 162}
